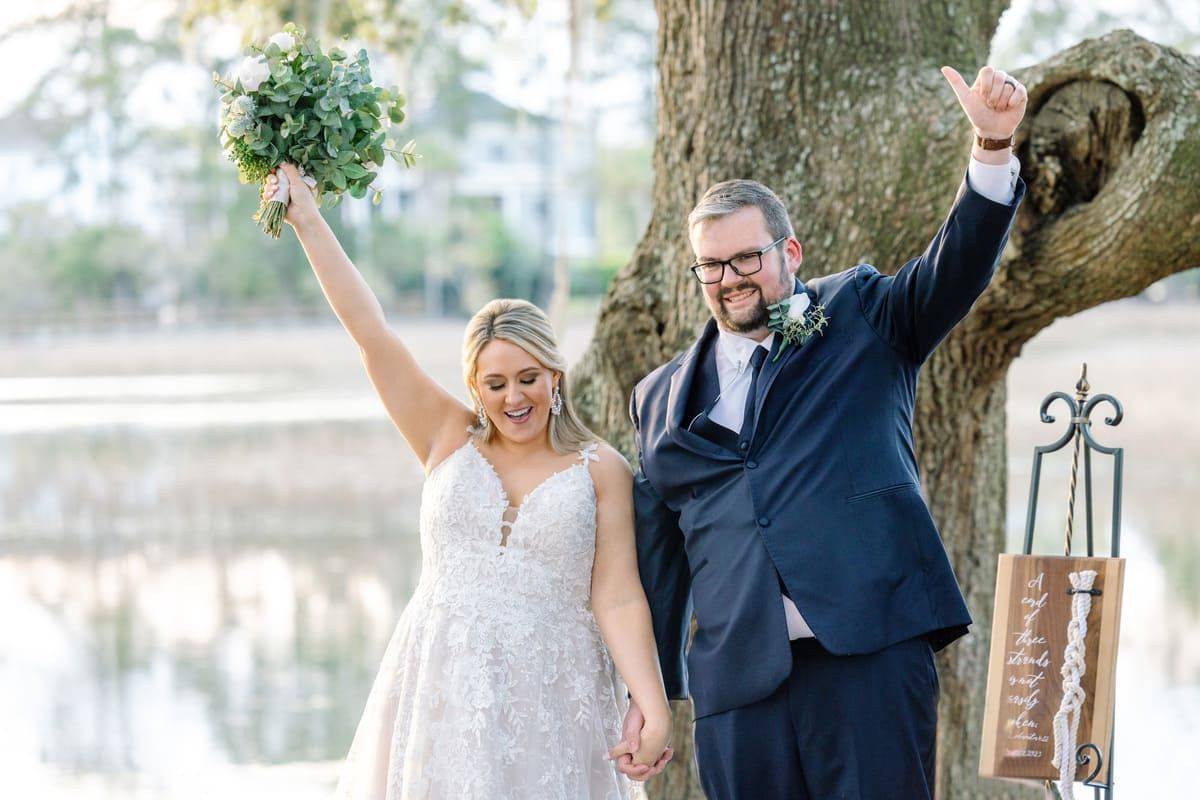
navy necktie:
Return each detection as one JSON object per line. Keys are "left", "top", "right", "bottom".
{"left": 738, "top": 346, "right": 768, "bottom": 452}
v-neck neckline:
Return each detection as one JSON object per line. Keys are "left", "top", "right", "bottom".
{"left": 467, "top": 439, "right": 588, "bottom": 527}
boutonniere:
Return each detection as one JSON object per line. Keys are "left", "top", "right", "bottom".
{"left": 766, "top": 292, "right": 828, "bottom": 362}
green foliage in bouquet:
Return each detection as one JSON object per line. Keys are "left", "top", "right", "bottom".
{"left": 214, "top": 23, "right": 418, "bottom": 238}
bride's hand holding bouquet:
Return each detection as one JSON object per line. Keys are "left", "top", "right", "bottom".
{"left": 214, "top": 23, "right": 416, "bottom": 238}
{"left": 264, "top": 162, "right": 317, "bottom": 228}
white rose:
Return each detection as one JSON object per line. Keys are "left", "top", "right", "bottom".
{"left": 268, "top": 32, "right": 295, "bottom": 52}
{"left": 237, "top": 55, "right": 270, "bottom": 92}
{"left": 786, "top": 292, "right": 811, "bottom": 320}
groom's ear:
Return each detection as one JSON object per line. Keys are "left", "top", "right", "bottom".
{"left": 786, "top": 238, "right": 803, "bottom": 274}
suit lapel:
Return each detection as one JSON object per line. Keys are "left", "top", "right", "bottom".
{"left": 666, "top": 320, "right": 741, "bottom": 460}
{"left": 744, "top": 275, "right": 830, "bottom": 438}
{"left": 667, "top": 278, "right": 819, "bottom": 456}
{"left": 749, "top": 278, "right": 814, "bottom": 427}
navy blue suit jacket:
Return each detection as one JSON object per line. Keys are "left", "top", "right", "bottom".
{"left": 629, "top": 176, "right": 1025, "bottom": 719}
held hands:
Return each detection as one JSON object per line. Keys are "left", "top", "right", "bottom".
{"left": 263, "top": 163, "right": 319, "bottom": 229}
{"left": 941, "top": 65, "right": 1027, "bottom": 142}
{"left": 606, "top": 697, "right": 674, "bottom": 780}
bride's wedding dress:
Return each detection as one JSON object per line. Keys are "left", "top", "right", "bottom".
{"left": 334, "top": 439, "right": 643, "bottom": 799}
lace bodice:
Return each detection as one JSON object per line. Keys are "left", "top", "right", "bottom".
{"left": 335, "top": 438, "right": 640, "bottom": 800}
{"left": 418, "top": 439, "right": 601, "bottom": 612}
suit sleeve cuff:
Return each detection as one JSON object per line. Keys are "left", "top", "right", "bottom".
{"left": 967, "top": 154, "right": 1020, "bottom": 205}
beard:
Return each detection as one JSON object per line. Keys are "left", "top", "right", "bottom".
{"left": 716, "top": 281, "right": 786, "bottom": 333}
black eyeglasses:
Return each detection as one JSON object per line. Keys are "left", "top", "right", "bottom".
{"left": 690, "top": 236, "right": 787, "bottom": 284}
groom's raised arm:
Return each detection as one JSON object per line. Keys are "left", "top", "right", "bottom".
{"left": 856, "top": 65, "right": 1028, "bottom": 363}
{"left": 854, "top": 171, "right": 1024, "bottom": 363}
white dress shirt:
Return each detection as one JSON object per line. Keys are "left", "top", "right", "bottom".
{"left": 709, "top": 330, "right": 775, "bottom": 430}
{"left": 968, "top": 154, "right": 1020, "bottom": 204}
{"left": 708, "top": 154, "right": 1018, "bottom": 641}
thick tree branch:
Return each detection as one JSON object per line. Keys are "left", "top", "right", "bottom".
{"left": 980, "top": 30, "right": 1200, "bottom": 349}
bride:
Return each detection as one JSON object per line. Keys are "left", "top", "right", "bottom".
{"left": 265, "top": 164, "right": 672, "bottom": 798}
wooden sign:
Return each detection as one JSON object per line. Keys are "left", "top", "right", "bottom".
{"left": 979, "top": 554, "right": 1125, "bottom": 783}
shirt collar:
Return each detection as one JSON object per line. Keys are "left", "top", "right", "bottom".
{"left": 716, "top": 328, "right": 774, "bottom": 378}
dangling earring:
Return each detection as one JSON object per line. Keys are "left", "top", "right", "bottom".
{"left": 475, "top": 394, "right": 488, "bottom": 429}
{"left": 550, "top": 384, "right": 563, "bottom": 416}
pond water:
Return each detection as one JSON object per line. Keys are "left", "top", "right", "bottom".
{"left": 1, "top": 306, "right": 1196, "bottom": 797}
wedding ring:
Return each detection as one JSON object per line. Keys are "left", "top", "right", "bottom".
{"left": 1003, "top": 78, "right": 1017, "bottom": 88}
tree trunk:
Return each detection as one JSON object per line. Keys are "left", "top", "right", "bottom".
{"left": 571, "top": 0, "right": 1200, "bottom": 796}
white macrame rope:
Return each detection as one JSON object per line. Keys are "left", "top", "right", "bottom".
{"left": 1051, "top": 569, "right": 1098, "bottom": 800}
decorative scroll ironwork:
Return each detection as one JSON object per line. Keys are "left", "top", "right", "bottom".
{"left": 1077, "top": 742, "right": 1105, "bottom": 785}
{"left": 1022, "top": 364, "right": 1125, "bottom": 560}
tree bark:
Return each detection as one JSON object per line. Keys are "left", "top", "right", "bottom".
{"left": 571, "top": 1, "right": 1200, "bottom": 796}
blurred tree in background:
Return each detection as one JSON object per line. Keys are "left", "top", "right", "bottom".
{"left": 0, "top": 0, "right": 656, "bottom": 329}
{"left": 3, "top": 0, "right": 1195, "bottom": 332}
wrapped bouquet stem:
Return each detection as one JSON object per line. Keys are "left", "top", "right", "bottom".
{"left": 257, "top": 164, "right": 317, "bottom": 232}
{"left": 215, "top": 24, "right": 417, "bottom": 238}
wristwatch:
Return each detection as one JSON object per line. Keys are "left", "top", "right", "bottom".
{"left": 976, "top": 133, "right": 1015, "bottom": 151}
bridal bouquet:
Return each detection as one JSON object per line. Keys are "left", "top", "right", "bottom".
{"left": 214, "top": 24, "right": 417, "bottom": 237}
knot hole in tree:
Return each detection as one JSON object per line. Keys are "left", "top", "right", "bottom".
{"left": 1023, "top": 80, "right": 1145, "bottom": 217}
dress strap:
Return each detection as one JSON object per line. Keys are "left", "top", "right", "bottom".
{"left": 578, "top": 442, "right": 600, "bottom": 464}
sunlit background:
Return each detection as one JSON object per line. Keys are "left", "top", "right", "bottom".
{"left": 1, "top": 0, "right": 1197, "bottom": 797}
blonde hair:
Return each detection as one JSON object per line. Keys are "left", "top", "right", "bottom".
{"left": 462, "top": 299, "right": 596, "bottom": 454}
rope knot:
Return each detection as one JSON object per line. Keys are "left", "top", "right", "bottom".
{"left": 1051, "top": 569, "right": 1098, "bottom": 800}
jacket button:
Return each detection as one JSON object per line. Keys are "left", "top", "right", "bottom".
{"left": 758, "top": 517, "right": 770, "bottom": 527}
{"left": 738, "top": 441, "right": 750, "bottom": 451}
{"left": 746, "top": 460, "right": 758, "bottom": 469}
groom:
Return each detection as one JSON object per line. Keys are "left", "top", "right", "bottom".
{"left": 612, "top": 66, "right": 1027, "bottom": 797}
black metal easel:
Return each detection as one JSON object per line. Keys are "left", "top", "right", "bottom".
{"left": 1022, "top": 364, "right": 1124, "bottom": 800}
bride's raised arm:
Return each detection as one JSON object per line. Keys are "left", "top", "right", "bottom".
{"left": 267, "top": 162, "right": 473, "bottom": 468}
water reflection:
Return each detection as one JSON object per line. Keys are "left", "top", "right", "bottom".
{"left": 2, "top": 534, "right": 420, "bottom": 769}
{"left": 0, "top": 321, "right": 465, "bottom": 796}
{"left": 0, "top": 373, "right": 383, "bottom": 433}
{"left": 0, "top": 343, "right": 432, "bottom": 792}
{"left": 0, "top": 374, "right": 274, "bottom": 403}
